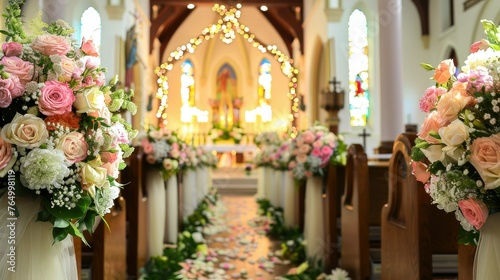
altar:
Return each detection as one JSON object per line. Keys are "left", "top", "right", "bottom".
{"left": 202, "top": 144, "right": 257, "bottom": 167}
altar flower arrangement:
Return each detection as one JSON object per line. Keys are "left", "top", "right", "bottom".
{"left": 288, "top": 124, "right": 345, "bottom": 180}
{"left": 254, "top": 131, "right": 281, "bottom": 147}
{"left": 410, "top": 20, "right": 500, "bottom": 245}
{"left": 208, "top": 126, "right": 245, "bottom": 144}
{"left": 141, "top": 127, "right": 181, "bottom": 180}
{"left": 0, "top": 0, "right": 137, "bottom": 244}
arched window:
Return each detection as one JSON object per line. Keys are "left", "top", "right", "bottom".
{"left": 348, "top": 9, "right": 369, "bottom": 127}
{"left": 80, "top": 7, "right": 101, "bottom": 64}
{"left": 258, "top": 58, "right": 272, "bottom": 101}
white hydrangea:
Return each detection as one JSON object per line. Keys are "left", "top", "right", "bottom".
{"left": 20, "top": 148, "right": 70, "bottom": 192}
{"left": 462, "top": 48, "right": 498, "bottom": 73}
{"left": 327, "top": 268, "right": 351, "bottom": 280}
{"left": 94, "top": 183, "right": 120, "bottom": 216}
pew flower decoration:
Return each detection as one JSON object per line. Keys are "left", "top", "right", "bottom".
{"left": 272, "top": 140, "right": 292, "bottom": 170}
{"left": 254, "top": 131, "right": 281, "bottom": 147}
{"left": 288, "top": 124, "right": 346, "bottom": 180}
{"left": 0, "top": 0, "right": 137, "bottom": 244}
{"left": 411, "top": 20, "right": 500, "bottom": 244}
{"left": 196, "top": 146, "right": 218, "bottom": 168}
{"left": 141, "top": 127, "right": 181, "bottom": 180}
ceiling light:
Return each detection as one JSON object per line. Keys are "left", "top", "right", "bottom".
{"left": 260, "top": 5, "right": 268, "bottom": 12}
{"left": 187, "top": 3, "right": 195, "bottom": 9}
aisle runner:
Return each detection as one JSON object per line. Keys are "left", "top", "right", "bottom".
{"left": 176, "top": 195, "right": 291, "bottom": 279}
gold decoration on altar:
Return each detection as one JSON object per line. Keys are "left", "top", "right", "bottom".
{"left": 154, "top": 3, "right": 300, "bottom": 137}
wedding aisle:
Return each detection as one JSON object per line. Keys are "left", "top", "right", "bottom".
{"left": 180, "top": 193, "right": 293, "bottom": 279}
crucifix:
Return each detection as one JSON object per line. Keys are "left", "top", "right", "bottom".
{"left": 329, "top": 77, "right": 341, "bottom": 93}
{"left": 358, "top": 128, "right": 371, "bottom": 149}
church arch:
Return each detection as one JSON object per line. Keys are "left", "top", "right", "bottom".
{"left": 472, "top": 0, "right": 500, "bottom": 43}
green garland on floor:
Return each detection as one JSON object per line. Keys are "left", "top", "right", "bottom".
{"left": 141, "top": 190, "right": 219, "bottom": 280}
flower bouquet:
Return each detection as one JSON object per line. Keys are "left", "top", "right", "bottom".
{"left": 141, "top": 127, "right": 181, "bottom": 180}
{"left": 208, "top": 126, "right": 245, "bottom": 144}
{"left": 254, "top": 131, "right": 281, "bottom": 147}
{"left": 410, "top": 19, "right": 500, "bottom": 279}
{"left": 0, "top": 0, "right": 137, "bottom": 278}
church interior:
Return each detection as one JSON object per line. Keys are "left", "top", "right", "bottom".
{"left": 1, "top": 0, "right": 499, "bottom": 279}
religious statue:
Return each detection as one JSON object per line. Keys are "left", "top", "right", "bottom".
{"left": 216, "top": 65, "right": 237, "bottom": 129}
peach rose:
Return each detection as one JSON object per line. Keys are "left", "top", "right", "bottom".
{"left": 411, "top": 161, "right": 430, "bottom": 183}
{"left": 146, "top": 154, "right": 156, "bottom": 164}
{"left": 296, "top": 154, "right": 307, "bottom": 164}
{"left": 470, "top": 39, "right": 489, "bottom": 53}
{"left": 31, "top": 34, "right": 71, "bottom": 56}
{"left": 434, "top": 59, "right": 455, "bottom": 84}
{"left": 298, "top": 144, "right": 311, "bottom": 154}
{"left": 101, "top": 151, "right": 122, "bottom": 178}
{"left": 39, "top": 80, "right": 75, "bottom": 116}
{"left": 458, "top": 198, "right": 489, "bottom": 230}
{"left": 1, "top": 56, "right": 34, "bottom": 85}
{"left": 436, "top": 90, "right": 471, "bottom": 125}
{"left": 0, "top": 137, "right": 17, "bottom": 177}
{"left": 0, "top": 88, "right": 12, "bottom": 108}
{"left": 56, "top": 132, "right": 88, "bottom": 164}
{"left": 2, "top": 42, "right": 22, "bottom": 57}
{"left": 470, "top": 134, "right": 500, "bottom": 189}
{"left": 80, "top": 37, "right": 99, "bottom": 57}
{"left": 418, "top": 111, "right": 442, "bottom": 144}
{"left": 142, "top": 138, "right": 154, "bottom": 154}
{"left": 302, "top": 131, "right": 315, "bottom": 144}
{"left": 1, "top": 113, "right": 48, "bottom": 148}
{"left": 59, "top": 56, "right": 78, "bottom": 82}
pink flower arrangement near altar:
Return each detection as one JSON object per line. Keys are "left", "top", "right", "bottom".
{"left": 410, "top": 20, "right": 500, "bottom": 244}
{"left": 0, "top": 1, "right": 137, "bottom": 244}
{"left": 141, "top": 127, "right": 181, "bottom": 180}
{"left": 288, "top": 124, "right": 344, "bottom": 180}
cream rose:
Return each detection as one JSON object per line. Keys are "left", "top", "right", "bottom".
{"left": 81, "top": 162, "right": 108, "bottom": 190}
{"left": 0, "top": 137, "right": 17, "bottom": 177}
{"left": 1, "top": 113, "right": 48, "bottom": 148}
{"left": 470, "top": 134, "right": 500, "bottom": 189}
{"left": 73, "top": 87, "right": 105, "bottom": 113}
{"left": 420, "top": 144, "right": 444, "bottom": 164}
{"left": 439, "top": 119, "right": 469, "bottom": 147}
{"left": 56, "top": 132, "right": 88, "bottom": 164}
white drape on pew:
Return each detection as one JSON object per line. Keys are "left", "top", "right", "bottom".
{"left": 196, "top": 166, "right": 209, "bottom": 203}
{"left": 146, "top": 169, "right": 166, "bottom": 257}
{"left": 182, "top": 169, "right": 197, "bottom": 219}
{"left": 270, "top": 169, "right": 281, "bottom": 207}
{"left": 256, "top": 167, "right": 265, "bottom": 198}
{"left": 475, "top": 212, "right": 500, "bottom": 279}
{"left": 263, "top": 167, "right": 273, "bottom": 202}
{"left": 283, "top": 172, "right": 297, "bottom": 228}
{"left": 0, "top": 196, "right": 77, "bottom": 280}
{"left": 164, "top": 175, "right": 178, "bottom": 244}
{"left": 304, "top": 176, "right": 325, "bottom": 259}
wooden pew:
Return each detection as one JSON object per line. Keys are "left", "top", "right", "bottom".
{"left": 380, "top": 133, "right": 474, "bottom": 279}
{"left": 340, "top": 144, "right": 389, "bottom": 280}
{"left": 121, "top": 147, "right": 149, "bottom": 278}
{"left": 74, "top": 236, "right": 82, "bottom": 280}
{"left": 323, "top": 164, "right": 345, "bottom": 272}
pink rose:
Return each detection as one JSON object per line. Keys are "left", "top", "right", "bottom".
{"left": 411, "top": 161, "right": 430, "bottom": 183}
{"left": 470, "top": 39, "right": 489, "bottom": 53}
{"left": 0, "top": 88, "right": 12, "bottom": 108}
{"left": 1, "top": 56, "right": 34, "bottom": 85}
{"left": 101, "top": 151, "right": 122, "bottom": 178}
{"left": 321, "top": 145, "right": 333, "bottom": 157}
{"left": 458, "top": 198, "right": 489, "bottom": 230}
{"left": 0, "top": 75, "right": 24, "bottom": 98}
{"left": 433, "top": 59, "right": 455, "bottom": 84}
{"left": 418, "top": 111, "right": 442, "bottom": 144}
{"left": 81, "top": 38, "right": 99, "bottom": 57}
{"left": 302, "top": 131, "right": 315, "bottom": 144}
{"left": 38, "top": 80, "right": 75, "bottom": 116}
{"left": 56, "top": 132, "right": 88, "bottom": 164}
{"left": 288, "top": 160, "right": 297, "bottom": 169}
{"left": 170, "top": 148, "right": 180, "bottom": 158}
{"left": 298, "top": 144, "right": 311, "bottom": 154}
{"left": 0, "top": 136, "right": 17, "bottom": 177}
{"left": 469, "top": 134, "right": 500, "bottom": 189}
{"left": 146, "top": 154, "right": 156, "bottom": 164}
{"left": 311, "top": 147, "right": 322, "bottom": 157}
{"left": 312, "top": 140, "right": 323, "bottom": 148}
{"left": 142, "top": 139, "right": 154, "bottom": 154}
{"left": 32, "top": 34, "right": 71, "bottom": 56}
{"left": 2, "top": 42, "right": 22, "bottom": 57}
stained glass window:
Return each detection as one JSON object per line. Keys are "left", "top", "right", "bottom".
{"left": 257, "top": 58, "right": 272, "bottom": 122}
{"left": 180, "top": 60, "right": 195, "bottom": 122}
{"left": 348, "top": 9, "right": 369, "bottom": 127}
{"left": 80, "top": 7, "right": 101, "bottom": 64}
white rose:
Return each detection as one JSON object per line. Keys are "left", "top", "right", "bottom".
{"left": 420, "top": 144, "right": 444, "bottom": 163}
{"left": 73, "top": 87, "right": 105, "bottom": 113}
{"left": 81, "top": 162, "right": 108, "bottom": 190}
{"left": 442, "top": 145, "right": 465, "bottom": 165}
{"left": 439, "top": 119, "right": 469, "bottom": 147}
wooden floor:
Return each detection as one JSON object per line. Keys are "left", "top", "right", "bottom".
{"left": 205, "top": 193, "right": 292, "bottom": 279}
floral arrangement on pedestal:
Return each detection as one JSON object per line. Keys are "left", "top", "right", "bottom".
{"left": 254, "top": 131, "right": 281, "bottom": 147}
{"left": 208, "top": 125, "right": 245, "bottom": 144}
{"left": 410, "top": 20, "right": 500, "bottom": 245}
{"left": 196, "top": 146, "right": 218, "bottom": 168}
{"left": 0, "top": 0, "right": 137, "bottom": 244}
{"left": 288, "top": 124, "right": 346, "bottom": 180}
{"left": 141, "top": 127, "right": 182, "bottom": 180}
